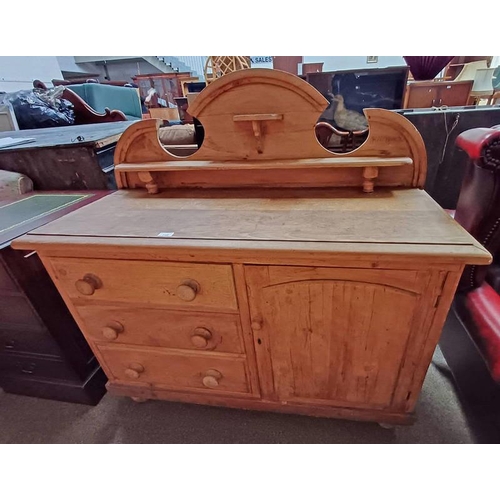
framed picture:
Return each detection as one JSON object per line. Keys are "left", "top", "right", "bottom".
{"left": 306, "top": 66, "right": 410, "bottom": 115}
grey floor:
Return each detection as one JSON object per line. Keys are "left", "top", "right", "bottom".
{"left": 0, "top": 347, "right": 473, "bottom": 444}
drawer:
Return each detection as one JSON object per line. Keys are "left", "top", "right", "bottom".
{"left": 77, "top": 305, "right": 244, "bottom": 353}
{"left": 0, "top": 260, "right": 19, "bottom": 293}
{"left": 0, "top": 352, "right": 77, "bottom": 381}
{"left": 98, "top": 344, "right": 250, "bottom": 395}
{"left": 0, "top": 326, "right": 62, "bottom": 357}
{"left": 49, "top": 257, "right": 238, "bottom": 311}
{"left": 0, "top": 295, "right": 45, "bottom": 331}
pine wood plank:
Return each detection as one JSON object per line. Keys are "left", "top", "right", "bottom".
{"left": 16, "top": 189, "right": 487, "bottom": 252}
{"left": 115, "top": 157, "right": 413, "bottom": 172}
{"left": 12, "top": 235, "right": 490, "bottom": 266}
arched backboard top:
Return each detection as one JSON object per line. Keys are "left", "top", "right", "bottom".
{"left": 189, "top": 68, "right": 328, "bottom": 116}
{"left": 115, "top": 68, "right": 427, "bottom": 192}
{"left": 188, "top": 68, "right": 331, "bottom": 161}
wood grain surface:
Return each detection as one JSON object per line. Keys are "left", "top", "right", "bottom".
{"left": 22, "top": 188, "right": 487, "bottom": 250}
{"left": 114, "top": 69, "right": 427, "bottom": 192}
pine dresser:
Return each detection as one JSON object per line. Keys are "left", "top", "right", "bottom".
{"left": 12, "top": 69, "right": 491, "bottom": 425}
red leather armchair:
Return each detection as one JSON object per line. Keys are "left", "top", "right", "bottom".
{"left": 453, "top": 125, "right": 500, "bottom": 380}
{"left": 439, "top": 124, "right": 500, "bottom": 441}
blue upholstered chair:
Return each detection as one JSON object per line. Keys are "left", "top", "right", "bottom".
{"left": 68, "top": 84, "right": 142, "bottom": 121}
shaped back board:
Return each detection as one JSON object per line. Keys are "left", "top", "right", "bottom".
{"left": 114, "top": 69, "right": 427, "bottom": 193}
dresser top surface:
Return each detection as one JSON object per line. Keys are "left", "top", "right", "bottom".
{"left": 17, "top": 188, "right": 487, "bottom": 260}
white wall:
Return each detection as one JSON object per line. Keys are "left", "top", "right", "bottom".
{"left": 57, "top": 56, "right": 85, "bottom": 73}
{"left": 0, "top": 56, "right": 63, "bottom": 92}
{"left": 303, "top": 56, "right": 406, "bottom": 72}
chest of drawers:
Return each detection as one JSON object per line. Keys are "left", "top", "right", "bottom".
{"left": 0, "top": 192, "right": 108, "bottom": 404}
{"left": 12, "top": 69, "right": 491, "bottom": 425}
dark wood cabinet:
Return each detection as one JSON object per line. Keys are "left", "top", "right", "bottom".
{"left": 133, "top": 72, "right": 192, "bottom": 108}
{"left": 272, "top": 57, "right": 303, "bottom": 75}
{"left": 0, "top": 192, "right": 108, "bottom": 404}
{"left": 397, "top": 106, "right": 500, "bottom": 209}
{"left": 0, "top": 122, "right": 134, "bottom": 190}
{"left": 404, "top": 80, "right": 473, "bottom": 108}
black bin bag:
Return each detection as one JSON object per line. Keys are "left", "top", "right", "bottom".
{"left": 0, "top": 86, "right": 75, "bottom": 129}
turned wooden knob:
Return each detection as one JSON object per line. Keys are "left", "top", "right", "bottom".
{"left": 191, "top": 327, "right": 212, "bottom": 348}
{"left": 75, "top": 273, "right": 102, "bottom": 296}
{"left": 125, "top": 363, "right": 144, "bottom": 379}
{"left": 176, "top": 279, "right": 200, "bottom": 302}
{"left": 202, "top": 369, "right": 222, "bottom": 388}
{"left": 101, "top": 321, "right": 124, "bottom": 340}
{"left": 251, "top": 320, "right": 263, "bottom": 331}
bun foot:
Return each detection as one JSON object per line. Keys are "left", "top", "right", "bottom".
{"left": 378, "top": 422, "right": 395, "bottom": 429}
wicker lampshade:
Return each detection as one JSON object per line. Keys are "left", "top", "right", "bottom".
{"left": 204, "top": 56, "right": 251, "bottom": 84}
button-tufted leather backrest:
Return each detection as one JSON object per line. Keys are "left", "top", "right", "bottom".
{"left": 455, "top": 125, "right": 500, "bottom": 291}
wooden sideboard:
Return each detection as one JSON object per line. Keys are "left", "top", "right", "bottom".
{"left": 12, "top": 69, "right": 490, "bottom": 425}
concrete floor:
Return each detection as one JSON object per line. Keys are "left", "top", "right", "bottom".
{"left": 0, "top": 347, "right": 473, "bottom": 444}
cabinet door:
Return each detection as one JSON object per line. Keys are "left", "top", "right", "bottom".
{"left": 246, "top": 266, "right": 436, "bottom": 409}
{"left": 438, "top": 82, "right": 471, "bottom": 107}
{"left": 406, "top": 85, "right": 439, "bottom": 108}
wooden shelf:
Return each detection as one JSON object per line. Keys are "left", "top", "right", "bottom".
{"left": 116, "top": 157, "right": 413, "bottom": 172}
{"left": 116, "top": 157, "right": 414, "bottom": 194}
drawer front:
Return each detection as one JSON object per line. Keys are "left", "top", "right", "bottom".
{"left": 49, "top": 258, "right": 238, "bottom": 311}
{"left": 0, "top": 295, "right": 45, "bottom": 331}
{"left": 98, "top": 344, "right": 250, "bottom": 395}
{"left": 0, "top": 260, "right": 19, "bottom": 293}
{"left": 77, "top": 305, "right": 244, "bottom": 353}
{"left": 0, "top": 327, "right": 62, "bottom": 357}
{"left": 0, "top": 352, "right": 77, "bottom": 381}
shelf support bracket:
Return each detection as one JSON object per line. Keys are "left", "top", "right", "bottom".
{"left": 362, "top": 166, "right": 379, "bottom": 193}
{"left": 138, "top": 171, "right": 159, "bottom": 195}
{"left": 233, "top": 113, "right": 283, "bottom": 154}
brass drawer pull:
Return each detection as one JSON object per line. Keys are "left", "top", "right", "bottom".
{"left": 191, "top": 327, "right": 213, "bottom": 348}
{"left": 75, "top": 273, "right": 102, "bottom": 296}
{"left": 176, "top": 279, "right": 200, "bottom": 302}
{"left": 125, "top": 363, "right": 145, "bottom": 379}
{"left": 202, "top": 369, "right": 222, "bottom": 388}
{"left": 101, "top": 321, "right": 124, "bottom": 340}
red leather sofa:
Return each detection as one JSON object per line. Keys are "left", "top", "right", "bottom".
{"left": 439, "top": 124, "right": 500, "bottom": 442}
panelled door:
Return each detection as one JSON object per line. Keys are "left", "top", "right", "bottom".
{"left": 245, "top": 266, "right": 438, "bottom": 409}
